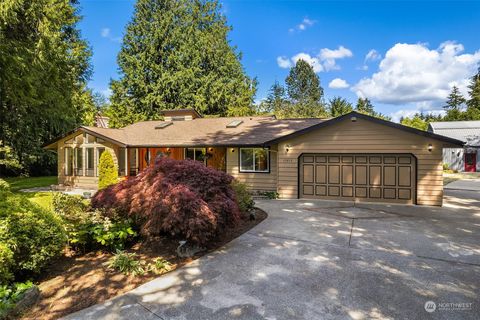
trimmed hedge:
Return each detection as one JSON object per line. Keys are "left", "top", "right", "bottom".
{"left": 98, "top": 151, "right": 118, "bottom": 190}
{"left": 92, "top": 157, "right": 241, "bottom": 245}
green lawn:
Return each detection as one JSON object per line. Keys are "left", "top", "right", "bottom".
{"left": 2, "top": 176, "right": 57, "bottom": 210}
{"left": 4, "top": 176, "right": 57, "bottom": 192}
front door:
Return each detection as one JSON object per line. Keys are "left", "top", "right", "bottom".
{"left": 465, "top": 153, "right": 477, "bottom": 172}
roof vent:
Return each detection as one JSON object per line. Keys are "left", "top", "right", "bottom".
{"left": 226, "top": 120, "right": 243, "bottom": 128}
{"left": 155, "top": 122, "right": 173, "bottom": 129}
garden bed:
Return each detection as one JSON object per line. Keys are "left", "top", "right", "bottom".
{"left": 22, "top": 208, "right": 267, "bottom": 320}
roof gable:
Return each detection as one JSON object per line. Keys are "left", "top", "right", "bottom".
{"left": 265, "top": 111, "right": 464, "bottom": 146}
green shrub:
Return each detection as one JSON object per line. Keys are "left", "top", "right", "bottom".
{"left": 98, "top": 151, "right": 118, "bottom": 190}
{"left": 263, "top": 191, "right": 279, "bottom": 199}
{"left": 442, "top": 163, "right": 450, "bottom": 171}
{"left": 89, "top": 217, "right": 137, "bottom": 251}
{"left": 0, "top": 179, "right": 10, "bottom": 192}
{"left": 108, "top": 250, "right": 145, "bottom": 276}
{"left": 150, "top": 257, "right": 172, "bottom": 274}
{"left": 0, "top": 244, "right": 14, "bottom": 284}
{"left": 231, "top": 180, "right": 255, "bottom": 213}
{"left": 0, "top": 281, "right": 35, "bottom": 318}
{"left": 52, "top": 193, "right": 91, "bottom": 249}
{"left": 52, "top": 193, "right": 136, "bottom": 251}
{"left": 0, "top": 191, "right": 66, "bottom": 279}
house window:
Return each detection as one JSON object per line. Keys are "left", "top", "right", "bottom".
{"left": 96, "top": 148, "right": 105, "bottom": 176}
{"left": 185, "top": 148, "right": 206, "bottom": 164}
{"left": 85, "top": 148, "right": 94, "bottom": 176}
{"left": 64, "top": 147, "right": 73, "bottom": 176}
{"left": 128, "top": 148, "right": 138, "bottom": 176}
{"left": 118, "top": 148, "right": 126, "bottom": 176}
{"left": 239, "top": 148, "right": 269, "bottom": 173}
{"left": 84, "top": 133, "right": 95, "bottom": 144}
{"left": 74, "top": 134, "right": 83, "bottom": 144}
{"left": 74, "top": 148, "right": 83, "bottom": 176}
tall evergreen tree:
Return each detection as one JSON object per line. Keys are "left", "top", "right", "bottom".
{"left": 108, "top": 0, "right": 256, "bottom": 128}
{"left": 355, "top": 98, "right": 375, "bottom": 115}
{"left": 328, "top": 97, "right": 353, "bottom": 117}
{"left": 0, "top": 0, "right": 92, "bottom": 175}
{"left": 258, "top": 81, "right": 288, "bottom": 114}
{"left": 443, "top": 85, "right": 466, "bottom": 120}
{"left": 467, "top": 67, "right": 480, "bottom": 112}
{"left": 283, "top": 59, "right": 326, "bottom": 118}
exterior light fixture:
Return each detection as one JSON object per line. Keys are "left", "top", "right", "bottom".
{"left": 351, "top": 116, "right": 357, "bottom": 122}
{"left": 428, "top": 144, "right": 433, "bottom": 152}
{"left": 166, "top": 148, "right": 171, "bottom": 152}
{"left": 285, "top": 144, "right": 291, "bottom": 152}
{"left": 231, "top": 148, "right": 235, "bottom": 153}
{"left": 209, "top": 147, "right": 213, "bottom": 152}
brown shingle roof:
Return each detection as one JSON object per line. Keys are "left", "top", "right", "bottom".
{"left": 82, "top": 116, "right": 325, "bottom": 147}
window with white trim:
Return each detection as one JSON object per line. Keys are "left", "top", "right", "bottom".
{"left": 239, "top": 148, "right": 269, "bottom": 173}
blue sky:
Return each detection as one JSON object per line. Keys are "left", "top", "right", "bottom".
{"left": 78, "top": 0, "right": 480, "bottom": 121}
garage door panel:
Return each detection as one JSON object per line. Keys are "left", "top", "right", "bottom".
{"left": 355, "top": 165, "right": 368, "bottom": 185}
{"left": 328, "top": 186, "right": 340, "bottom": 196}
{"left": 398, "top": 166, "right": 412, "bottom": 187}
{"left": 383, "top": 166, "right": 396, "bottom": 186}
{"left": 316, "top": 185, "right": 327, "bottom": 196}
{"left": 369, "top": 166, "right": 382, "bottom": 185}
{"left": 300, "top": 153, "right": 416, "bottom": 204}
{"left": 328, "top": 165, "right": 340, "bottom": 184}
{"left": 342, "top": 165, "right": 353, "bottom": 184}
{"left": 316, "top": 165, "right": 327, "bottom": 183}
{"left": 303, "top": 165, "right": 314, "bottom": 183}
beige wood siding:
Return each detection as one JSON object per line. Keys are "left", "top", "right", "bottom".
{"left": 277, "top": 117, "right": 452, "bottom": 206}
{"left": 226, "top": 147, "right": 278, "bottom": 192}
{"left": 57, "top": 131, "right": 121, "bottom": 189}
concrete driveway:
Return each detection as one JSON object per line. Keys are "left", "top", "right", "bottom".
{"left": 65, "top": 188, "right": 480, "bottom": 320}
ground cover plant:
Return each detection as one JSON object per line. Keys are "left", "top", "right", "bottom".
{"left": 92, "top": 157, "right": 242, "bottom": 245}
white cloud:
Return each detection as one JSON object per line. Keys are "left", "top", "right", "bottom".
{"left": 277, "top": 56, "right": 292, "bottom": 69}
{"left": 100, "top": 27, "right": 121, "bottom": 43}
{"left": 359, "top": 49, "right": 382, "bottom": 71}
{"left": 329, "top": 78, "right": 350, "bottom": 89}
{"left": 365, "top": 49, "right": 381, "bottom": 62}
{"left": 276, "top": 46, "right": 353, "bottom": 72}
{"left": 101, "top": 28, "right": 110, "bottom": 38}
{"left": 290, "top": 17, "right": 316, "bottom": 33}
{"left": 291, "top": 53, "right": 323, "bottom": 73}
{"left": 353, "top": 42, "right": 480, "bottom": 104}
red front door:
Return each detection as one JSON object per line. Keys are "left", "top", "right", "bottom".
{"left": 465, "top": 153, "right": 477, "bottom": 172}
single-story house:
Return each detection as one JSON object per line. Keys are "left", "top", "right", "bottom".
{"left": 44, "top": 109, "right": 463, "bottom": 206}
{"left": 428, "top": 121, "right": 480, "bottom": 172}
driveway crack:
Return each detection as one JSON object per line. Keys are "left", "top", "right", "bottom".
{"left": 348, "top": 218, "right": 355, "bottom": 247}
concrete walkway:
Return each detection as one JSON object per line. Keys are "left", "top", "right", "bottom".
{"left": 64, "top": 190, "right": 480, "bottom": 320}
{"left": 445, "top": 178, "right": 480, "bottom": 191}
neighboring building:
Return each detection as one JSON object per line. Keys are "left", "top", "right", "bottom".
{"left": 44, "top": 109, "right": 463, "bottom": 206}
{"left": 428, "top": 121, "right": 480, "bottom": 172}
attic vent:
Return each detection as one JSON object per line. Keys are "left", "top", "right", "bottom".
{"left": 226, "top": 120, "right": 243, "bottom": 128}
{"left": 155, "top": 122, "right": 173, "bottom": 129}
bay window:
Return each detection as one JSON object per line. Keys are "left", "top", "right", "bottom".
{"left": 239, "top": 148, "right": 269, "bottom": 173}
{"left": 64, "top": 147, "right": 73, "bottom": 176}
{"left": 74, "top": 148, "right": 83, "bottom": 176}
{"left": 85, "top": 148, "right": 94, "bottom": 176}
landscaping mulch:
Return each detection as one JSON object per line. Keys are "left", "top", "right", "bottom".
{"left": 22, "top": 208, "right": 267, "bottom": 320}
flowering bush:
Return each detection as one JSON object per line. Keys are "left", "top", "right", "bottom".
{"left": 92, "top": 157, "right": 241, "bottom": 245}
